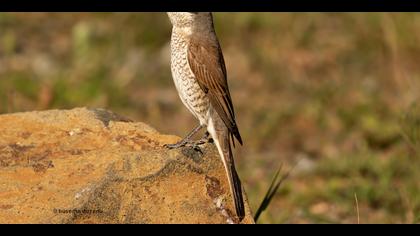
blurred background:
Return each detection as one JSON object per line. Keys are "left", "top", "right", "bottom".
{"left": 0, "top": 13, "right": 419, "bottom": 223}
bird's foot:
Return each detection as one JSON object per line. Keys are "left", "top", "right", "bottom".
{"left": 164, "top": 140, "right": 205, "bottom": 150}
{"left": 189, "top": 132, "right": 213, "bottom": 152}
{"left": 163, "top": 124, "right": 205, "bottom": 149}
{"left": 164, "top": 132, "right": 213, "bottom": 150}
{"left": 163, "top": 140, "right": 190, "bottom": 149}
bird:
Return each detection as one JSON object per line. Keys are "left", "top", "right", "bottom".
{"left": 165, "top": 12, "right": 245, "bottom": 221}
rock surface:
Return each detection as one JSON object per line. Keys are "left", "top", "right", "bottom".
{"left": 0, "top": 108, "right": 254, "bottom": 224}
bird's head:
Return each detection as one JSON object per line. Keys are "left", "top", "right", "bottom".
{"left": 167, "top": 12, "right": 213, "bottom": 30}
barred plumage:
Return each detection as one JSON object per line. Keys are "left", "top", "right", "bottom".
{"left": 166, "top": 12, "right": 244, "bottom": 221}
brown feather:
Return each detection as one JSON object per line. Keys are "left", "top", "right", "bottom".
{"left": 187, "top": 36, "right": 243, "bottom": 145}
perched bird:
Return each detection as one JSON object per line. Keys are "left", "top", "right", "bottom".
{"left": 166, "top": 12, "right": 245, "bottom": 221}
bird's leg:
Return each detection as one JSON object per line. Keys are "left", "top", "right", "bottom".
{"left": 191, "top": 131, "right": 213, "bottom": 151}
{"left": 193, "top": 131, "right": 213, "bottom": 146}
{"left": 164, "top": 124, "right": 204, "bottom": 149}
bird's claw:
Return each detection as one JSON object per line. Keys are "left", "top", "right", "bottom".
{"left": 163, "top": 131, "right": 212, "bottom": 151}
{"left": 163, "top": 139, "right": 209, "bottom": 150}
{"left": 163, "top": 142, "right": 187, "bottom": 149}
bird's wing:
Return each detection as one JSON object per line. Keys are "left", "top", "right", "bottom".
{"left": 187, "top": 36, "right": 242, "bottom": 145}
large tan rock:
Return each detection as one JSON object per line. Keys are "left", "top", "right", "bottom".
{"left": 0, "top": 108, "right": 253, "bottom": 224}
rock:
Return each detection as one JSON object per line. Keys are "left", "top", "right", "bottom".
{"left": 0, "top": 108, "right": 254, "bottom": 224}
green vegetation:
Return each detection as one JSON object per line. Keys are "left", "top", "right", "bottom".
{"left": 0, "top": 13, "right": 419, "bottom": 223}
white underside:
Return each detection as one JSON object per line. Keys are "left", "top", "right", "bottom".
{"left": 207, "top": 115, "right": 233, "bottom": 198}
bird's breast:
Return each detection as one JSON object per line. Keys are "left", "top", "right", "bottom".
{"left": 170, "top": 32, "right": 210, "bottom": 125}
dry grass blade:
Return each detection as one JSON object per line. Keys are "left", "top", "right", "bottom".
{"left": 254, "top": 160, "right": 299, "bottom": 223}
{"left": 354, "top": 192, "right": 360, "bottom": 224}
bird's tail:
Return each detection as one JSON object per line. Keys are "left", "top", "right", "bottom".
{"left": 208, "top": 114, "right": 245, "bottom": 221}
